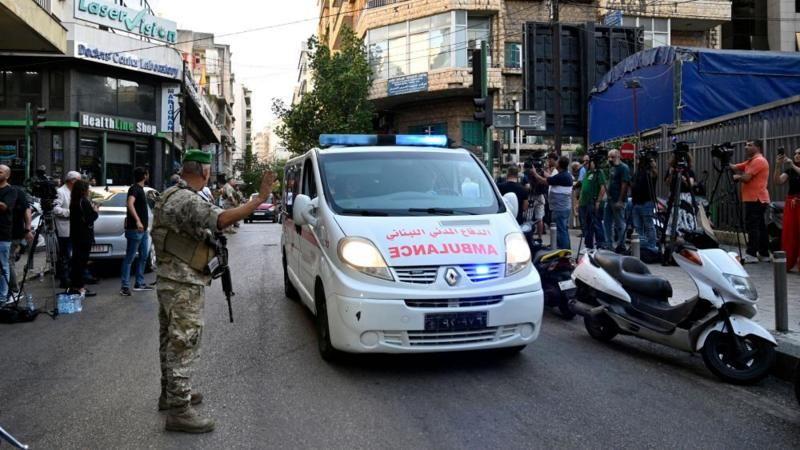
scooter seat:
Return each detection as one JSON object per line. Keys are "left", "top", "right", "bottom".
{"left": 592, "top": 251, "right": 673, "bottom": 299}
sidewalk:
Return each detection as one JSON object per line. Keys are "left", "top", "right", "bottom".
{"left": 561, "top": 229, "right": 800, "bottom": 375}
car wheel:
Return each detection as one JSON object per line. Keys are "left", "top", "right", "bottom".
{"left": 145, "top": 241, "right": 157, "bottom": 273}
{"left": 315, "top": 282, "right": 341, "bottom": 362}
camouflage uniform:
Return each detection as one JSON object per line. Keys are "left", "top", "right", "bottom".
{"left": 221, "top": 183, "right": 238, "bottom": 210}
{"left": 153, "top": 179, "right": 223, "bottom": 410}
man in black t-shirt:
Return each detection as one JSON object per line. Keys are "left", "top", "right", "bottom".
{"left": 497, "top": 166, "right": 529, "bottom": 225}
{"left": 0, "top": 165, "right": 19, "bottom": 303}
{"left": 631, "top": 158, "right": 659, "bottom": 253}
{"left": 120, "top": 167, "right": 153, "bottom": 296}
{"left": 8, "top": 185, "right": 32, "bottom": 293}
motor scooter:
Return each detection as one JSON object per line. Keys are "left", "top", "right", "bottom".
{"left": 522, "top": 223, "right": 576, "bottom": 320}
{"left": 570, "top": 243, "right": 776, "bottom": 384}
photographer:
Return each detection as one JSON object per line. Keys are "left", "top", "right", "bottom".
{"left": 774, "top": 147, "right": 800, "bottom": 271}
{"left": 522, "top": 156, "right": 548, "bottom": 233}
{"left": 578, "top": 158, "right": 607, "bottom": 249}
{"left": 498, "top": 166, "right": 528, "bottom": 225}
{"left": 0, "top": 165, "right": 21, "bottom": 303}
{"left": 729, "top": 140, "right": 770, "bottom": 263}
{"left": 531, "top": 155, "right": 573, "bottom": 250}
{"left": 604, "top": 150, "right": 631, "bottom": 253}
{"left": 665, "top": 153, "right": 697, "bottom": 238}
{"left": 632, "top": 155, "right": 659, "bottom": 255}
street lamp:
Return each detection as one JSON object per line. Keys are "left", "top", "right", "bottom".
{"left": 624, "top": 78, "right": 642, "bottom": 146}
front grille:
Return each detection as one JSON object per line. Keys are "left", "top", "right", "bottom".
{"left": 404, "top": 296, "right": 503, "bottom": 308}
{"left": 461, "top": 263, "right": 503, "bottom": 283}
{"left": 392, "top": 263, "right": 504, "bottom": 285}
{"left": 380, "top": 325, "right": 520, "bottom": 348}
{"left": 393, "top": 266, "right": 438, "bottom": 284}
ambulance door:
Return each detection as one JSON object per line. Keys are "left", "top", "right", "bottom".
{"left": 298, "top": 157, "right": 322, "bottom": 297}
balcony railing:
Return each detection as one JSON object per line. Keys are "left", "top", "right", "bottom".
{"left": 34, "top": 0, "right": 51, "bottom": 12}
{"left": 366, "top": 0, "right": 407, "bottom": 9}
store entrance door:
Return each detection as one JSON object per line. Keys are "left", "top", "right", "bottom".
{"left": 106, "top": 141, "right": 133, "bottom": 186}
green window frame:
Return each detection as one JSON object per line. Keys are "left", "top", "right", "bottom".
{"left": 461, "top": 121, "right": 484, "bottom": 148}
{"left": 504, "top": 43, "right": 521, "bottom": 69}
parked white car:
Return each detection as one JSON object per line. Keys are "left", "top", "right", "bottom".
{"left": 89, "top": 186, "right": 158, "bottom": 271}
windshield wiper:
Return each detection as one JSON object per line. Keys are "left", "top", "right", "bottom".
{"left": 340, "top": 209, "right": 389, "bottom": 216}
{"left": 407, "top": 208, "right": 476, "bottom": 216}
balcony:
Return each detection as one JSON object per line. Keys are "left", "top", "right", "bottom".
{"left": 369, "top": 67, "right": 502, "bottom": 109}
{"left": 0, "top": 0, "right": 67, "bottom": 53}
{"left": 366, "top": 0, "right": 407, "bottom": 9}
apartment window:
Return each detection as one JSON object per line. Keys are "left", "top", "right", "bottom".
{"left": 505, "top": 43, "right": 522, "bottom": 69}
{"left": 623, "top": 16, "right": 669, "bottom": 49}
{"left": 0, "top": 71, "right": 42, "bottom": 108}
{"left": 49, "top": 70, "right": 65, "bottom": 110}
{"left": 366, "top": 10, "right": 491, "bottom": 80}
{"left": 77, "top": 73, "right": 156, "bottom": 120}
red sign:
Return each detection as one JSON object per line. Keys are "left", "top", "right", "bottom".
{"left": 620, "top": 142, "right": 635, "bottom": 160}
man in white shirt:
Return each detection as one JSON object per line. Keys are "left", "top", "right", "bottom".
{"left": 54, "top": 171, "right": 82, "bottom": 288}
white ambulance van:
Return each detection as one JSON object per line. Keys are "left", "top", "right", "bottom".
{"left": 281, "top": 134, "right": 543, "bottom": 360}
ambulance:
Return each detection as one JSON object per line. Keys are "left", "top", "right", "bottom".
{"left": 281, "top": 134, "right": 543, "bottom": 360}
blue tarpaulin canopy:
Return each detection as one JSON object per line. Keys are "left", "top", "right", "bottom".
{"left": 588, "top": 47, "right": 800, "bottom": 144}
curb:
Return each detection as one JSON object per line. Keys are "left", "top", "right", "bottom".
{"left": 773, "top": 331, "right": 800, "bottom": 381}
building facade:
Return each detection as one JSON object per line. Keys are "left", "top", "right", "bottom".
{"left": 253, "top": 127, "right": 271, "bottom": 162}
{"left": 233, "top": 83, "right": 253, "bottom": 169}
{"left": 723, "top": 0, "right": 800, "bottom": 51}
{"left": 0, "top": 0, "right": 225, "bottom": 188}
{"left": 292, "top": 41, "right": 313, "bottom": 105}
{"left": 599, "top": 0, "right": 731, "bottom": 49}
{"left": 317, "top": 0, "right": 597, "bottom": 156}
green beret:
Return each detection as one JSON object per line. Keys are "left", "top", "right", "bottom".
{"left": 183, "top": 149, "right": 213, "bottom": 164}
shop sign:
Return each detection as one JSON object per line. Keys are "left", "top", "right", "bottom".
{"left": 0, "top": 141, "right": 18, "bottom": 161}
{"left": 75, "top": 0, "right": 177, "bottom": 44}
{"left": 161, "top": 84, "right": 183, "bottom": 134}
{"left": 388, "top": 73, "right": 428, "bottom": 96}
{"left": 80, "top": 112, "right": 158, "bottom": 136}
{"left": 76, "top": 44, "right": 180, "bottom": 78}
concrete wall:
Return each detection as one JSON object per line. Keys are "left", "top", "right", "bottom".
{"left": 768, "top": 0, "right": 800, "bottom": 51}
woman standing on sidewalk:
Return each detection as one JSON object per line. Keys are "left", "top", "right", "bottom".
{"left": 68, "top": 180, "right": 98, "bottom": 297}
{"left": 774, "top": 147, "right": 800, "bottom": 272}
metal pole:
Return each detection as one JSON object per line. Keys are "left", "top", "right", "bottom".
{"left": 514, "top": 99, "right": 521, "bottom": 163}
{"left": 550, "top": 223, "right": 557, "bottom": 248}
{"left": 773, "top": 251, "right": 788, "bottom": 332}
{"left": 25, "top": 103, "right": 31, "bottom": 180}
{"left": 552, "top": 0, "right": 562, "bottom": 154}
{"left": 482, "top": 40, "right": 493, "bottom": 174}
{"left": 631, "top": 230, "right": 640, "bottom": 258}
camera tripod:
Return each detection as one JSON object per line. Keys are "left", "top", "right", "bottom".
{"left": 0, "top": 424, "right": 28, "bottom": 449}
{"left": 11, "top": 200, "right": 61, "bottom": 319}
{"left": 708, "top": 161, "right": 747, "bottom": 260}
{"left": 659, "top": 160, "right": 697, "bottom": 264}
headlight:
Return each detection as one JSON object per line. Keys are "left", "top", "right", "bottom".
{"left": 505, "top": 232, "right": 531, "bottom": 276}
{"left": 337, "top": 237, "right": 393, "bottom": 281}
{"left": 723, "top": 273, "right": 758, "bottom": 301}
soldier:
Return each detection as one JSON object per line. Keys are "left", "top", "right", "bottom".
{"left": 220, "top": 177, "right": 240, "bottom": 233}
{"left": 152, "top": 149, "right": 274, "bottom": 433}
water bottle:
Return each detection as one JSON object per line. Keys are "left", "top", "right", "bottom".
{"left": 73, "top": 294, "right": 83, "bottom": 313}
{"left": 25, "top": 293, "right": 34, "bottom": 312}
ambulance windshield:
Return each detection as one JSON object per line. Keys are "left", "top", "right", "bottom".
{"left": 318, "top": 151, "right": 503, "bottom": 217}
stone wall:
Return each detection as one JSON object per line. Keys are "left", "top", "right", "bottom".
{"left": 392, "top": 97, "right": 475, "bottom": 145}
{"left": 671, "top": 30, "right": 708, "bottom": 47}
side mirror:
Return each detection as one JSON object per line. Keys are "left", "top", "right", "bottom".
{"left": 503, "top": 192, "right": 518, "bottom": 219}
{"left": 292, "top": 194, "right": 318, "bottom": 227}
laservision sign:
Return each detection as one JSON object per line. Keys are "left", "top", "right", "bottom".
{"left": 75, "top": 0, "right": 177, "bottom": 44}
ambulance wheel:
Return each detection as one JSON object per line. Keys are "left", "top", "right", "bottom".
{"left": 282, "top": 252, "right": 298, "bottom": 301}
{"left": 315, "top": 281, "right": 341, "bottom": 362}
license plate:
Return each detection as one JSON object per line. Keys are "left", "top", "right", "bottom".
{"left": 558, "top": 279, "right": 576, "bottom": 291}
{"left": 424, "top": 311, "right": 488, "bottom": 332}
{"left": 91, "top": 244, "right": 110, "bottom": 254}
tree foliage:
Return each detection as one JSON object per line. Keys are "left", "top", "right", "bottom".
{"left": 272, "top": 28, "right": 373, "bottom": 155}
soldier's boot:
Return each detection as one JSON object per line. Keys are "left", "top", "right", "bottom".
{"left": 158, "top": 391, "right": 203, "bottom": 411}
{"left": 165, "top": 406, "right": 215, "bottom": 433}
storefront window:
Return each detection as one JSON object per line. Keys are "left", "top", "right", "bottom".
{"left": 135, "top": 141, "right": 152, "bottom": 174}
{"left": 49, "top": 70, "right": 65, "bottom": 110}
{"left": 0, "top": 71, "right": 41, "bottom": 109}
{"left": 79, "top": 135, "right": 102, "bottom": 183}
{"left": 367, "top": 10, "right": 492, "bottom": 80}
{"left": 77, "top": 74, "right": 117, "bottom": 116}
{"left": 52, "top": 132, "right": 64, "bottom": 179}
{"left": 118, "top": 80, "right": 155, "bottom": 120}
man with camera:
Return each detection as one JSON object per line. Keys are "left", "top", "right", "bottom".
{"left": 604, "top": 150, "right": 631, "bottom": 253}
{"left": 153, "top": 149, "right": 275, "bottom": 433}
{"left": 729, "top": 140, "right": 770, "bottom": 263}
{"left": 498, "top": 166, "right": 528, "bottom": 225}
{"left": 531, "top": 155, "right": 573, "bottom": 250}
{"left": 631, "top": 153, "right": 659, "bottom": 256}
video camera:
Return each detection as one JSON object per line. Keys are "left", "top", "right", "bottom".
{"left": 673, "top": 140, "right": 692, "bottom": 168}
{"left": 587, "top": 145, "right": 608, "bottom": 163}
{"left": 28, "top": 172, "right": 58, "bottom": 212}
{"left": 523, "top": 150, "right": 547, "bottom": 172}
{"left": 637, "top": 146, "right": 659, "bottom": 164}
{"left": 711, "top": 142, "right": 735, "bottom": 163}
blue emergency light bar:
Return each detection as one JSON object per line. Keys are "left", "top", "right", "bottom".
{"left": 319, "top": 134, "right": 448, "bottom": 148}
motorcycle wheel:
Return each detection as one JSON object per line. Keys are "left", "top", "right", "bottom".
{"left": 584, "top": 314, "right": 618, "bottom": 342}
{"left": 558, "top": 297, "right": 576, "bottom": 320}
{"left": 701, "top": 331, "right": 775, "bottom": 385}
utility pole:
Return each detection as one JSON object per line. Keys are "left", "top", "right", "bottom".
{"left": 514, "top": 98, "right": 521, "bottom": 163}
{"left": 552, "top": 0, "right": 562, "bottom": 154}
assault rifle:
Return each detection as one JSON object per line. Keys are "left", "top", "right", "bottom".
{"left": 208, "top": 233, "right": 235, "bottom": 323}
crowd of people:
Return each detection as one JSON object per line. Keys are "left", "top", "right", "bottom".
{"left": 497, "top": 139, "right": 800, "bottom": 272}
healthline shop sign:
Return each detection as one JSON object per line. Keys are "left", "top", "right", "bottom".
{"left": 80, "top": 112, "right": 158, "bottom": 136}
{"left": 75, "top": 0, "right": 177, "bottom": 44}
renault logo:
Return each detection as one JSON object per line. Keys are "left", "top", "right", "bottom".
{"left": 444, "top": 267, "right": 460, "bottom": 286}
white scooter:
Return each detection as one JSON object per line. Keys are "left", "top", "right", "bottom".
{"left": 570, "top": 243, "right": 777, "bottom": 384}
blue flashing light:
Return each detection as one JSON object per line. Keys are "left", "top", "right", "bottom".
{"left": 475, "top": 265, "right": 491, "bottom": 275}
{"left": 395, "top": 134, "right": 448, "bottom": 147}
{"left": 319, "top": 134, "right": 448, "bottom": 148}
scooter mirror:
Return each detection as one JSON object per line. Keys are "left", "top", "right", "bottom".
{"left": 503, "top": 192, "right": 519, "bottom": 219}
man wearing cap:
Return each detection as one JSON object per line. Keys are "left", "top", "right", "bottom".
{"left": 152, "top": 149, "right": 274, "bottom": 433}
{"left": 53, "top": 170, "right": 82, "bottom": 288}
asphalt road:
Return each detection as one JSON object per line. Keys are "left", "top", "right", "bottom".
{"left": 1, "top": 223, "right": 798, "bottom": 449}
